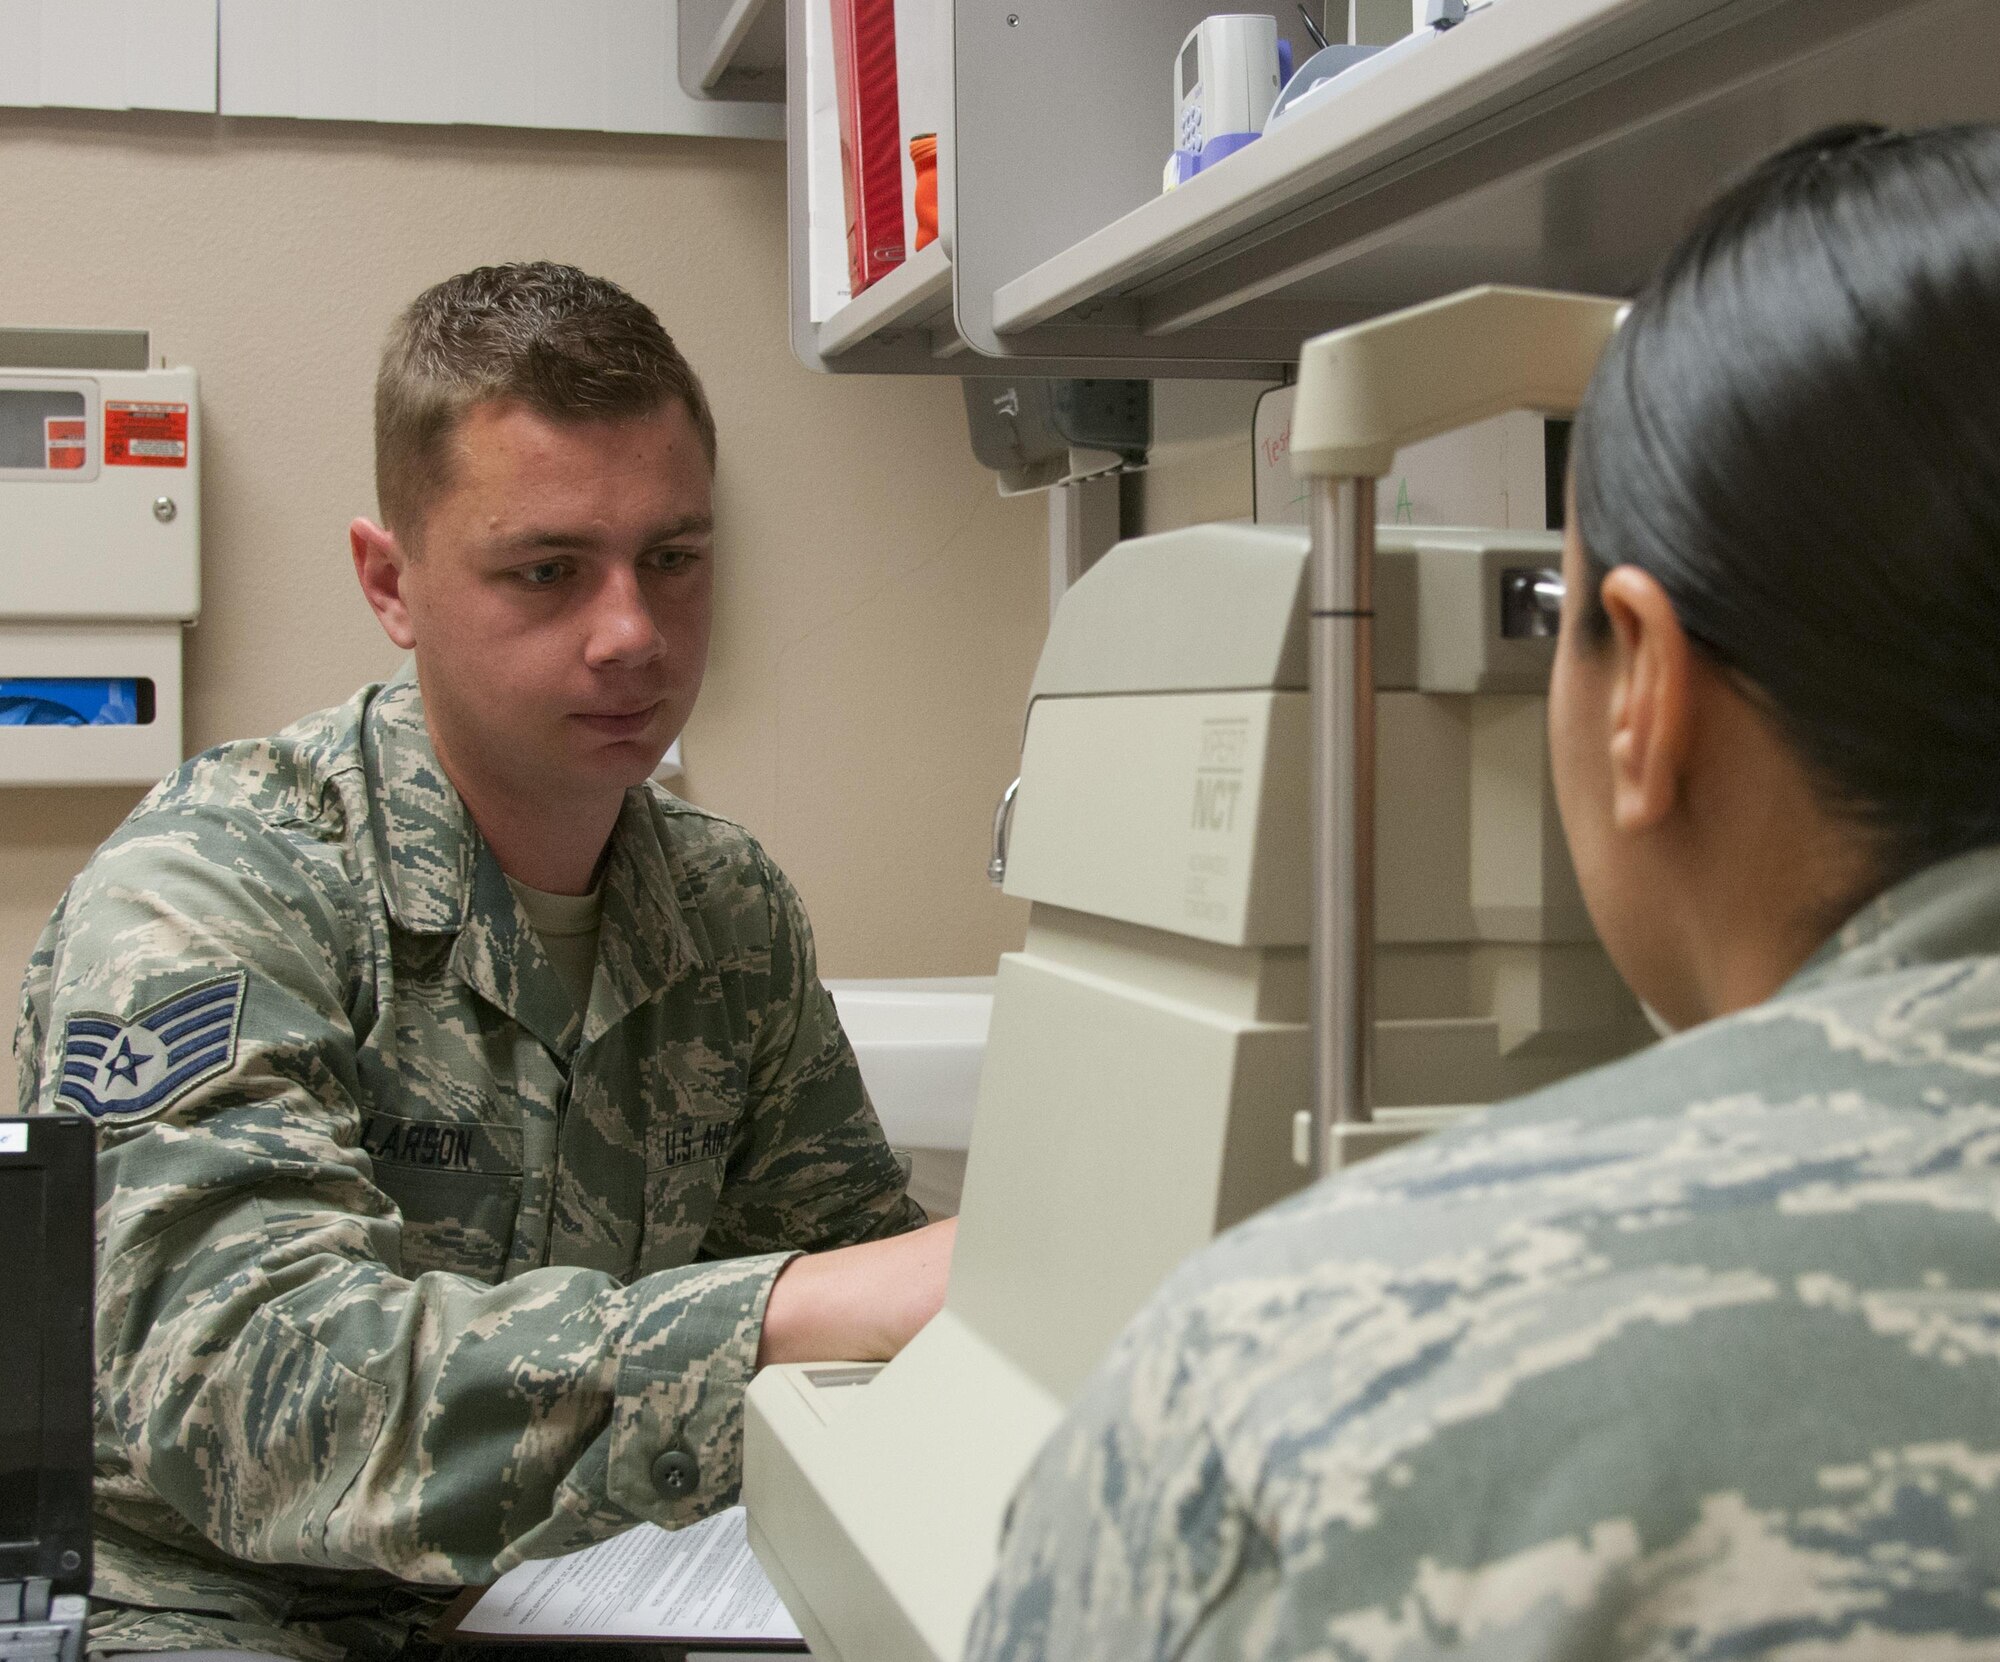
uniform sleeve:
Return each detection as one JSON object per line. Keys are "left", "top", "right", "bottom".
{"left": 25, "top": 804, "right": 789, "bottom": 1585}
{"left": 973, "top": 1221, "right": 2000, "bottom": 1662}
{"left": 967, "top": 1314, "right": 1254, "bottom": 1662}
{"left": 701, "top": 852, "right": 925, "bottom": 1258}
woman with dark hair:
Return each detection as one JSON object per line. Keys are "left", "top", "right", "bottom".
{"left": 968, "top": 124, "right": 2000, "bottom": 1661}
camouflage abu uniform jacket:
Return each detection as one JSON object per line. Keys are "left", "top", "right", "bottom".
{"left": 14, "top": 678, "right": 922, "bottom": 1662}
{"left": 970, "top": 844, "right": 2000, "bottom": 1661}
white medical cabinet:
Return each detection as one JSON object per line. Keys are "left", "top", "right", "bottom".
{"left": 0, "top": 328, "right": 198, "bottom": 785}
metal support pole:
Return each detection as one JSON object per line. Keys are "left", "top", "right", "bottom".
{"left": 1309, "top": 475, "right": 1375, "bottom": 1175}
{"left": 1047, "top": 473, "right": 1121, "bottom": 621}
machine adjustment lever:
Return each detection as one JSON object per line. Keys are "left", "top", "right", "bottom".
{"left": 988, "top": 777, "right": 1021, "bottom": 888}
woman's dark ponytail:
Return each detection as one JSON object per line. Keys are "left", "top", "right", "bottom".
{"left": 1573, "top": 122, "right": 2000, "bottom": 881}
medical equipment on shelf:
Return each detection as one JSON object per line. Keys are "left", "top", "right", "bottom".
{"left": 1265, "top": 0, "right": 1472, "bottom": 136}
{"left": 745, "top": 280, "right": 1645, "bottom": 1662}
{"left": 0, "top": 328, "right": 198, "bottom": 784}
{"left": 1164, "top": 15, "right": 1288, "bottom": 191}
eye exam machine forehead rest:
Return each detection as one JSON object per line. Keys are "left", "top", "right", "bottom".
{"left": 1289, "top": 285, "right": 1629, "bottom": 480}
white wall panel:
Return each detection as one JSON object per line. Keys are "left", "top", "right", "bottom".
{"left": 295, "top": 0, "right": 378, "bottom": 121}
{"left": 2, "top": 0, "right": 216, "bottom": 111}
{"left": 6, "top": 0, "right": 772, "bottom": 135}
{"left": 216, "top": 0, "right": 298, "bottom": 116}
{"left": 375, "top": 1, "right": 453, "bottom": 125}
{"left": 0, "top": 1, "right": 40, "bottom": 106}
{"left": 602, "top": 0, "right": 671, "bottom": 133}
{"left": 38, "top": 0, "right": 129, "bottom": 108}
{"left": 124, "top": 0, "right": 218, "bottom": 112}
{"left": 622, "top": 0, "right": 776, "bottom": 138}
{"left": 448, "top": 0, "right": 535, "bottom": 128}
{"left": 529, "top": 0, "right": 606, "bottom": 132}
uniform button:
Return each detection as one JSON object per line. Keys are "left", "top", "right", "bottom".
{"left": 650, "top": 1448, "right": 700, "bottom": 1499}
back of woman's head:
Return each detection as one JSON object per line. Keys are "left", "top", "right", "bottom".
{"left": 1573, "top": 122, "right": 2000, "bottom": 884}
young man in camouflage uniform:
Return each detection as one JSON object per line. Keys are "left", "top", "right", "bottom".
{"left": 969, "top": 127, "right": 2000, "bottom": 1659}
{"left": 15, "top": 263, "right": 953, "bottom": 1660}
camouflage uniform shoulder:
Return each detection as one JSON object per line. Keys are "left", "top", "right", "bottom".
{"left": 1169, "top": 939, "right": 1996, "bottom": 1293}
{"left": 133, "top": 685, "right": 374, "bottom": 839}
{"left": 974, "top": 935, "right": 2000, "bottom": 1660}
{"left": 640, "top": 785, "right": 801, "bottom": 940}
{"left": 974, "top": 857, "right": 2000, "bottom": 1660}
{"left": 629, "top": 785, "right": 843, "bottom": 1085}
{"left": 41, "top": 684, "right": 386, "bottom": 953}
{"left": 644, "top": 784, "right": 771, "bottom": 867}
{"left": 16, "top": 687, "right": 382, "bottom": 1118}
{"left": 1405, "top": 935, "right": 1993, "bottom": 1159}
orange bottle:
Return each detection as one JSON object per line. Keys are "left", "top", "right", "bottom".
{"left": 910, "top": 133, "right": 938, "bottom": 250}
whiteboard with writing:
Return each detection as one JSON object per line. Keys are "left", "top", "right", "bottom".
{"left": 1253, "top": 384, "right": 1553, "bottom": 532}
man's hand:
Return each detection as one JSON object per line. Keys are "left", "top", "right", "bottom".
{"left": 756, "top": 1217, "right": 957, "bottom": 1368}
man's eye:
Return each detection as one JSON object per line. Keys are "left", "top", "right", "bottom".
{"left": 644, "top": 547, "right": 699, "bottom": 573}
{"left": 520, "top": 562, "right": 567, "bottom": 587}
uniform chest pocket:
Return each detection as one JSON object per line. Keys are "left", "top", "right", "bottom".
{"left": 361, "top": 1112, "right": 524, "bottom": 1283}
{"left": 637, "top": 1113, "right": 739, "bottom": 1275}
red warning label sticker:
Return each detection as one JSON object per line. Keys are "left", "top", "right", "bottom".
{"left": 105, "top": 401, "right": 189, "bottom": 467}
{"left": 45, "top": 416, "right": 85, "bottom": 471}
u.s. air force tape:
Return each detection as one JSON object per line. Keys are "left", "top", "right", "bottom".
{"left": 55, "top": 971, "right": 247, "bottom": 1125}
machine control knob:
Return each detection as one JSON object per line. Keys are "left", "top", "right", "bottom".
{"left": 650, "top": 1447, "right": 700, "bottom": 1499}
{"left": 153, "top": 496, "right": 178, "bottom": 524}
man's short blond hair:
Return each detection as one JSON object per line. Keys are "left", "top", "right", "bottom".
{"left": 375, "top": 262, "right": 717, "bottom": 542}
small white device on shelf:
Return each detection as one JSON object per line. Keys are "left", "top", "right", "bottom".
{"left": 1164, "top": 14, "right": 1285, "bottom": 191}
{"left": 1266, "top": 0, "right": 1475, "bottom": 136}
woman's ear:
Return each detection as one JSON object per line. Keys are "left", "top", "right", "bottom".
{"left": 1598, "top": 565, "right": 1698, "bottom": 834}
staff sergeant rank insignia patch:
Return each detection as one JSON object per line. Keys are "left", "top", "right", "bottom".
{"left": 55, "top": 971, "right": 247, "bottom": 1124}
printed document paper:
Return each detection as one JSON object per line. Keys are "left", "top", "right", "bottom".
{"left": 454, "top": 1506, "right": 803, "bottom": 1644}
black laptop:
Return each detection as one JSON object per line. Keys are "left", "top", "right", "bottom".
{"left": 0, "top": 1115, "right": 93, "bottom": 1662}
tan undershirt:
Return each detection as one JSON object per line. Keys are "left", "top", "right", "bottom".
{"left": 505, "top": 874, "right": 604, "bottom": 1019}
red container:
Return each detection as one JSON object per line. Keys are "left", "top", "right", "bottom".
{"left": 829, "top": 0, "right": 907, "bottom": 293}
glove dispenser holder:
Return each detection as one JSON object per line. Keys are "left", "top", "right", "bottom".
{"left": 0, "top": 331, "right": 199, "bottom": 785}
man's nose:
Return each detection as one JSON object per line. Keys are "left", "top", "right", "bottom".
{"left": 584, "top": 568, "right": 664, "bottom": 667}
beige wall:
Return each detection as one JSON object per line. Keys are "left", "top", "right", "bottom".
{"left": 1132, "top": 381, "right": 1268, "bottom": 534}
{"left": 0, "top": 107, "right": 1044, "bottom": 1001}
{"left": 1132, "top": 428, "right": 1256, "bottom": 535}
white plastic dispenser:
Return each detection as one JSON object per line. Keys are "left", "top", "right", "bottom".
{"left": 0, "top": 328, "right": 198, "bottom": 785}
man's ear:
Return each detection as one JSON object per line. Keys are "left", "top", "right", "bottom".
{"left": 351, "top": 518, "right": 417, "bottom": 651}
{"left": 1599, "top": 564, "right": 1697, "bottom": 834}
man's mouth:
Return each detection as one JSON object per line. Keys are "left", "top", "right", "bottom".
{"left": 573, "top": 701, "right": 665, "bottom": 738}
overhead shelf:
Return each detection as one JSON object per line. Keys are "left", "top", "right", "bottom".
{"left": 948, "top": 0, "right": 2000, "bottom": 373}
{"left": 988, "top": 0, "right": 1685, "bottom": 337}
{"left": 817, "top": 241, "right": 959, "bottom": 360}
{"left": 680, "top": 0, "right": 784, "bottom": 103}
{"left": 784, "top": 0, "right": 1167, "bottom": 377}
